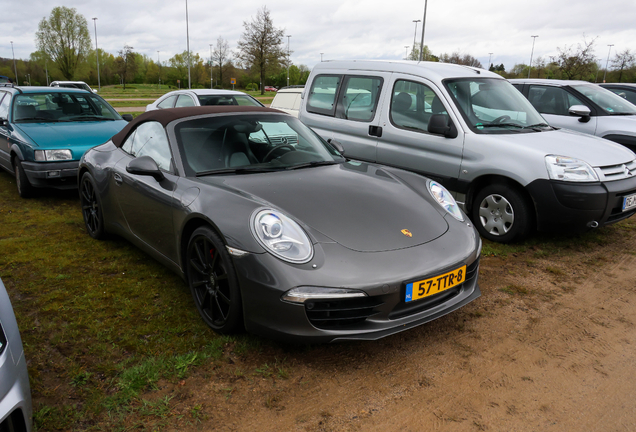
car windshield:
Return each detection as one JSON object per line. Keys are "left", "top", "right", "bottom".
{"left": 197, "top": 94, "right": 263, "bottom": 107}
{"left": 12, "top": 92, "right": 121, "bottom": 123}
{"left": 445, "top": 78, "right": 548, "bottom": 133}
{"left": 571, "top": 84, "right": 636, "bottom": 115}
{"left": 174, "top": 113, "right": 345, "bottom": 176}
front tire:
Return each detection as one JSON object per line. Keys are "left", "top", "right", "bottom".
{"left": 186, "top": 227, "right": 243, "bottom": 334}
{"left": 472, "top": 183, "right": 533, "bottom": 243}
{"left": 80, "top": 172, "right": 106, "bottom": 240}
{"left": 14, "top": 158, "right": 34, "bottom": 198}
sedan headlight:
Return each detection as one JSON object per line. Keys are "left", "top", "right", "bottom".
{"left": 545, "top": 155, "right": 598, "bottom": 182}
{"left": 251, "top": 209, "right": 313, "bottom": 263}
{"left": 34, "top": 149, "right": 73, "bottom": 161}
{"left": 428, "top": 181, "right": 464, "bottom": 221}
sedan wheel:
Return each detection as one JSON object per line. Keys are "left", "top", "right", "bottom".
{"left": 472, "top": 184, "right": 533, "bottom": 243}
{"left": 187, "top": 227, "right": 243, "bottom": 334}
{"left": 14, "top": 158, "right": 34, "bottom": 198}
{"left": 80, "top": 173, "right": 106, "bottom": 239}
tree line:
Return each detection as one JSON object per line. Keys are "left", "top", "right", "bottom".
{"left": 1, "top": 6, "right": 309, "bottom": 93}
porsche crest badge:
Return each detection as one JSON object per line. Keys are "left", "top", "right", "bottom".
{"left": 401, "top": 229, "right": 413, "bottom": 238}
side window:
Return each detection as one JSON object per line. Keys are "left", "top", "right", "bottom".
{"left": 157, "top": 95, "right": 177, "bottom": 109}
{"left": 390, "top": 80, "right": 445, "bottom": 133}
{"left": 307, "top": 75, "right": 341, "bottom": 116}
{"left": 121, "top": 130, "right": 136, "bottom": 154}
{"left": 0, "top": 92, "right": 10, "bottom": 119}
{"left": 125, "top": 122, "right": 173, "bottom": 171}
{"left": 619, "top": 89, "right": 636, "bottom": 105}
{"left": 528, "top": 85, "right": 581, "bottom": 116}
{"left": 176, "top": 95, "right": 196, "bottom": 107}
{"left": 337, "top": 76, "right": 383, "bottom": 122}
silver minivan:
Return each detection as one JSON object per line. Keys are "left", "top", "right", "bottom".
{"left": 298, "top": 60, "right": 636, "bottom": 243}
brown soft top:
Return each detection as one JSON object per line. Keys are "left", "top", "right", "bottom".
{"left": 111, "top": 106, "right": 284, "bottom": 148}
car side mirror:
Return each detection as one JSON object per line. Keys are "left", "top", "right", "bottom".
{"left": 126, "top": 156, "right": 165, "bottom": 181}
{"left": 428, "top": 114, "right": 458, "bottom": 138}
{"left": 327, "top": 138, "right": 345, "bottom": 155}
{"left": 0, "top": 117, "right": 8, "bottom": 127}
{"left": 569, "top": 105, "right": 591, "bottom": 123}
{"left": 121, "top": 114, "right": 134, "bottom": 122}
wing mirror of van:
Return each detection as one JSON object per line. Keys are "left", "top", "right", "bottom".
{"left": 327, "top": 138, "right": 345, "bottom": 155}
{"left": 568, "top": 105, "right": 591, "bottom": 123}
{"left": 428, "top": 114, "right": 458, "bottom": 138}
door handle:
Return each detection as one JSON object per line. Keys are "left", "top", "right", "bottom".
{"left": 113, "top": 173, "right": 123, "bottom": 185}
{"left": 369, "top": 125, "right": 383, "bottom": 137}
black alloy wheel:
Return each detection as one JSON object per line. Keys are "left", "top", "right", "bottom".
{"left": 13, "top": 158, "right": 34, "bottom": 198}
{"left": 472, "top": 183, "right": 533, "bottom": 244}
{"left": 187, "top": 227, "right": 243, "bottom": 334}
{"left": 80, "top": 172, "right": 106, "bottom": 239}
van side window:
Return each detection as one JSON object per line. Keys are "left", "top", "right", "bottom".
{"left": 307, "top": 75, "right": 341, "bottom": 116}
{"left": 337, "top": 76, "right": 383, "bottom": 122}
{"left": 527, "top": 85, "right": 584, "bottom": 116}
{"left": 390, "top": 80, "right": 446, "bottom": 133}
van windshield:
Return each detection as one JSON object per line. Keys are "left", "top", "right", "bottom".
{"left": 570, "top": 84, "right": 636, "bottom": 115}
{"left": 444, "top": 78, "right": 548, "bottom": 133}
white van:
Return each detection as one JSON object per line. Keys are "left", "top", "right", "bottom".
{"left": 298, "top": 60, "right": 636, "bottom": 243}
{"left": 269, "top": 86, "right": 304, "bottom": 117}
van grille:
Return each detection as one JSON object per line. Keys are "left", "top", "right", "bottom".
{"left": 598, "top": 159, "right": 636, "bottom": 181}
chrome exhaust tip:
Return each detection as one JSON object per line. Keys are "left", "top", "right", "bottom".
{"left": 588, "top": 221, "right": 599, "bottom": 228}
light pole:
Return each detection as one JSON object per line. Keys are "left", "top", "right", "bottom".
{"left": 603, "top": 44, "right": 614, "bottom": 83}
{"left": 91, "top": 18, "right": 101, "bottom": 91}
{"left": 185, "top": 0, "right": 191, "bottom": 89}
{"left": 320, "top": 53, "right": 324, "bottom": 62}
{"left": 418, "top": 0, "right": 428, "bottom": 61}
{"left": 412, "top": 19, "right": 421, "bottom": 60}
{"left": 209, "top": 44, "right": 213, "bottom": 89}
{"left": 528, "top": 35, "right": 538, "bottom": 78}
{"left": 10, "top": 41, "right": 18, "bottom": 85}
{"left": 157, "top": 51, "right": 161, "bottom": 88}
{"left": 404, "top": 46, "right": 409, "bottom": 60}
{"left": 595, "top": 57, "right": 603, "bottom": 83}
{"left": 286, "top": 35, "right": 291, "bottom": 87}
{"left": 45, "top": 59, "right": 49, "bottom": 85}
{"left": 488, "top": 52, "right": 493, "bottom": 70}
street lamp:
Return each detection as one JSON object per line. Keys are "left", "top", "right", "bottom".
{"left": 418, "top": 0, "right": 428, "bottom": 61}
{"left": 157, "top": 51, "right": 161, "bottom": 88}
{"left": 528, "top": 35, "right": 539, "bottom": 78}
{"left": 412, "top": 19, "right": 421, "bottom": 60}
{"left": 209, "top": 44, "right": 213, "bottom": 89}
{"left": 320, "top": 53, "right": 324, "bottom": 62}
{"left": 405, "top": 46, "right": 410, "bottom": 60}
{"left": 185, "top": 0, "right": 191, "bottom": 89}
{"left": 603, "top": 44, "right": 614, "bottom": 83}
{"left": 45, "top": 59, "right": 49, "bottom": 86}
{"left": 286, "top": 35, "right": 291, "bottom": 87}
{"left": 92, "top": 18, "right": 101, "bottom": 91}
{"left": 488, "top": 52, "right": 493, "bottom": 70}
{"left": 10, "top": 41, "right": 18, "bottom": 85}
{"left": 595, "top": 57, "right": 603, "bottom": 83}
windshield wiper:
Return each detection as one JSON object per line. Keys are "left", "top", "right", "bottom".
{"left": 609, "top": 112, "right": 636, "bottom": 116}
{"left": 196, "top": 166, "right": 285, "bottom": 177}
{"left": 15, "top": 117, "right": 59, "bottom": 123}
{"left": 285, "top": 160, "right": 341, "bottom": 170}
{"left": 479, "top": 123, "right": 523, "bottom": 129}
{"left": 72, "top": 116, "right": 115, "bottom": 121}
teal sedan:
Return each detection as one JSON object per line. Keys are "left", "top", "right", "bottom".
{"left": 0, "top": 85, "right": 131, "bottom": 197}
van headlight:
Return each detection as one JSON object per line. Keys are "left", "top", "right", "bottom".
{"left": 545, "top": 155, "right": 598, "bottom": 182}
{"left": 251, "top": 209, "right": 313, "bottom": 263}
{"left": 428, "top": 181, "right": 464, "bottom": 221}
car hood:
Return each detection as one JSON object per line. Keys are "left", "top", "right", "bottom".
{"left": 205, "top": 162, "right": 450, "bottom": 252}
{"left": 15, "top": 120, "right": 128, "bottom": 160}
{"left": 475, "top": 128, "right": 635, "bottom": 166}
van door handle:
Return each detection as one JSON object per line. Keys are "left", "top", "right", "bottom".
{"left": 369, "top": 125, "right": 383, "bottom": 137}
{"left": 113, "top": 173, "right": 123, "bottom": 185}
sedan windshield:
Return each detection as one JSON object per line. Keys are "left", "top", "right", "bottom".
{"left": 445, "top": 78, "right": 548, "bottom": 133}
{"left": 197, "top": 94, "right": 263, "bottom": 107}
{"left": 175, "top": 113, "right": 345, "bottom": 176}
{"left": 571, "top": 84, "right": 636, "bottom": 115}
{"left": 12, "top": 92, "right": 121, "bottom": 123}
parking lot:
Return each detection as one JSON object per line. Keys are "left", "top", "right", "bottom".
{"left": 1, "top": 167, "right": 635, "bottom": 431}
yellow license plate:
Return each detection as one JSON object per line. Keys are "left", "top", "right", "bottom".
{"left": 405, "top": 265, "right": 466, "bottom": 302}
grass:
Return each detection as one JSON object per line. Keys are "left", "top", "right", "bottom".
{"left": 0, "top": 171, "right": 256, "bottom": 430}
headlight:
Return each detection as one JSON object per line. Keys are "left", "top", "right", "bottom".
{"left": 282, "top": 287, "right": 366, "bottom": 304}
{"left": 545, "top": 155, "right": 598, "bottom": 182}
{"left": 428, "top": 181, "right": 464, "bottom": 221}
{"left": 34, "top": 149, "right": 73, "bottom": 161}
{"left": 251, "top": 209, "right": 313, "bottom": 263}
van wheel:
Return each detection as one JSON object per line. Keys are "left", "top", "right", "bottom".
{"left": 14, "top": 158, "right": 34, "bottom": 198}
{"left": 472, "top": 184, "right": 533, "bottom": 243}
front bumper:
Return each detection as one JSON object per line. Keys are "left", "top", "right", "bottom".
{"left": 21, "top": 160, "right": 79, "bottom": 189}
{"left": 527, "top": 176, "right": 636, "bottom": 232}
{"left": 232, "top": 219, "right": 481, "bottom": 343}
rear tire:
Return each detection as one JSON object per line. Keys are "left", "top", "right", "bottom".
{"left": 80, "top": 172, "right": 107, "bottom": 240}
{"left": 472, "top": 183, "right": 533, "bottom": 243}
{"left": 14, "top": 158, "right": 34, "bottom": 198}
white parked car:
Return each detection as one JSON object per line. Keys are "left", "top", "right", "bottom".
{"left": 269, "top": 86, "right": 304, "bottom": 117}
{"left": 510, "top": 79, "right": 636, "bottom": 153}
{"left": 145, "top": 89, "right": 263, "bottom": 112}
{"left": 50, "top": 80, "right": 96, "bottom": 93}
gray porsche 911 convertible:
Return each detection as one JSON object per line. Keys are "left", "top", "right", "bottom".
{"left": 78, "top": 106, "right": 481, "bottom": 343}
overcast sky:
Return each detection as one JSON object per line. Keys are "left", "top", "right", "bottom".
{"left": 2, "top": 0, "right": 635, "bottom": 72}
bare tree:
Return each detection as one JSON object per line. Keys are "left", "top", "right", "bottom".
{"left": 438, "top": 51, "right": 483, "bottom": 68}
{"left": 552, "top": 36, "right": 597, "bottom": 80}
{"left": 36, "top": 6, "right": 91, "bottom": 79}
{"left": 236, "top": 6, "right": 285, "bottom": 95}
{"left": 115, "top": 45, "right": 137, "bottom": 90}
{"left": 212, "top": 36, "right": 231, "bottom": 88}
{"left": 611, "top": 49, "right": 636, "bottom": 83}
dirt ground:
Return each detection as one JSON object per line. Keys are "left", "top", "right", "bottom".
{"left": 130, "top": 229, "right": 636, "bottom": 432}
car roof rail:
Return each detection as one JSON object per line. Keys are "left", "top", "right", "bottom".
{"left": 0, "top": 83, "right": 22, "bottom": 93}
